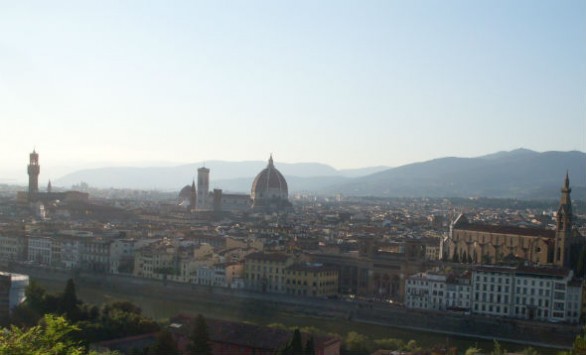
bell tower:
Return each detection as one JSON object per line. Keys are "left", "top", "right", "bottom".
{"left": 554, "top": 172, "right": 573, "bottom": 267}
{"left": 197, "top": 166, "right": 210, "bottom": 210}
{"left": 27, "top": 150, "right": 40, "bottom": 200}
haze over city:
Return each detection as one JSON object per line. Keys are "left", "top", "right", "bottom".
{"left": 1, "top": 0, "right": 584, "bottom": 182}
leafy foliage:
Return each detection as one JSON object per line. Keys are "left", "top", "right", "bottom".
{"left": 78, "top": 301, "right": 159, "bottom": 344}
{"left": 558, "top": 328, "right": 586, "bottom": 355}
{"left": 374, "top": 338, "right": 405, "bottom": 351}
{"left": 345, "top": 331, "right": 373, "bottom": 354}
{"left": 464, "top": 346, "right": 482, "bottom": 355}
{"left": 10, "top": 281, "right": 159, "bottom": 352}
{"left": 267, "top": 322, "right": 289, "bottom": 330}
{"left": 521, "top": 346, "right": 539, "bottom": 355}
{"left": 490, "top": 340, "right": 506, "bottom": 355}
{"left": 0, "top": 314, "right": 85, "bottom": 355}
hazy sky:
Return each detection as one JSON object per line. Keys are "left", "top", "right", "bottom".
{"left": 1, "top": 1, "right": 584, "bottom": 182}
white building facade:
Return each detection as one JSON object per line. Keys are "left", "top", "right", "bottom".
{"left": 405, "top": 265, "right": 582, "bottom": 324}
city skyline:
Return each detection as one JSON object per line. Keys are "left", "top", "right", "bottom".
{"left": 1, "top": 1, "right": 584, "bottom": 181}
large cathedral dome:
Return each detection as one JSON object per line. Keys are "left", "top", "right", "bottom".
{"left": 251, "top": 155, "right": 291, "bottom": 211}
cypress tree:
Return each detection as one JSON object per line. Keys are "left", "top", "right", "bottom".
{"left": 291, "top": 329, "right": 303, "bottom": 355}
{"left": 187, "top": 314, "right": 212, "bottom": 355}
{"left": 304, "top": 336, "right": 315, "bottom": 355}
{"left": 60, "top": 279, "right": 80, "bottom": 321}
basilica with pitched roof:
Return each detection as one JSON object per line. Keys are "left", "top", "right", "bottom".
{"left": 445, "top": 173, "right": 584, "bottom": 271}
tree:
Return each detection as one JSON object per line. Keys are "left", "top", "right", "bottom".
{"left": 11, "top": 280, "right": 65, "bottom": 327}
{"left": 490, "top": 340, "right": 506, "bottom": 355}
{"left": 148, "top": 330, "right": 179, "bottom": 355}
{"left": 563, "top": 328, "right": 586, "bottom": 355}
{"left": 267, "top": 323, "right": 288, "bottom": 330}
{"left": 520, "top": 346, "right": 539, "bottom": 355}
{"left": 0, "top": 314, "right": 84, "bottom": 355}
{"left": 276, "top": 329, "right": 305, "bottom": 355}
{"left": 345, "top": 331, "right": 372, "bottom": 354}
{"left": 405, "top": 339, "right": 420, "bottom": 352}
{"left": 465, "top": 346, "right": 482, "bottom": 355}
{"left": 374, "top": 338, "right": 404, "bottom": 351}
{"left": 304, "top": 336, "right": 315, "bottom": 355}
{"left": 291, "top": 329, "right": 303, "bottom": 355}
{"left": 187, "top": 314, "right": 212, "bottom": 355}
{"left": 60, "top": 279, "right": 81, "bottom": 321}
{"left": 78, "top": 300, "right": 159, "bottom": 345}
{"left": 25, "top": 280, "right": 47, "bottom": 315}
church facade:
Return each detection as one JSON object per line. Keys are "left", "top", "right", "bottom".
{"left": 445, "top": 173, "right": 584, "bottom": 270}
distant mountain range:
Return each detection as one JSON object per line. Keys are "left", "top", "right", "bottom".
{"left": 54, "top": 149, "right": 586, "bottom": 200}
{"left": 328, "top": 149, "right": 586, "bottom": 199}
{"left": 54, "top": 161, "right": 389, "bottom": 192}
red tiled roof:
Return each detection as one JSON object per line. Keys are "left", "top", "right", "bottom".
{"left": 245, "top": 252, "right": 290, "bottom": 262}
{"left": 169, "top": 314, "right": 339, "bottom": 351}
{"left": 287, "top": 263, "right": 338, "bottom": 273}
{"left": 475, "top": 265, "right": 571, "bottom": 278}
{"left": 516, "top": 265, "right": 571, "bottom": 277}
{"left": 454, "top": 223, "right": 555, "bottom": 238}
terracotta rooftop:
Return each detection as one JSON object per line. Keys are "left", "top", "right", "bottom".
{"left": 245, "top": 251, "right": 291, "bottom": 262}
{"left": 169, "top": 314, "right": 339, "bottom": 351}
{"left": 475, "top": 265, "right": 571, "bottom": 278}
{"left": 454, "top": 223, "right": 556, "bottom": 238}
{"left": 286, "top": 263, "right": 338, "bottom": 273}
{"left": 516, "top": 265, "right": 571, "bottom": 278}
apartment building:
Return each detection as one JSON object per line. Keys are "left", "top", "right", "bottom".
{"left": 0, "top": 233, "right": 25, "bottom": 266}
{"left": 405, "top": 272, "right": 471, "bottom": 311}
{"left": 244, "top": 252, "right": 294, "bottom": 293}
{"left": 405, "top": 265, "right": 582, "bottom": 323}
{"left": 284, "top": 263, "right": 338, "bottom": 298}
